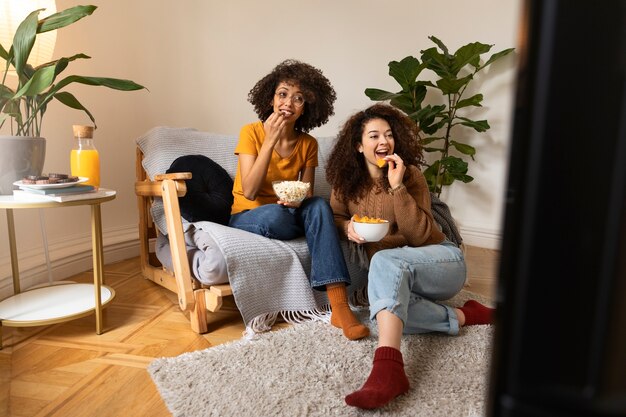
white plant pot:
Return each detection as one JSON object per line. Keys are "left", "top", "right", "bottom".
{"left": 0, "top": 136, "right": 46, "bottom": 195}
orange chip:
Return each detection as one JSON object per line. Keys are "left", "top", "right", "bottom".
{"left": 353, "top": 214, "right": 386, "bottom": 224}
{"left": 376, "top": 158, "right": 386, "bottom": 168}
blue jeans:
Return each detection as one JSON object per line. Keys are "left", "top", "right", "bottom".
{"left": 368, "top": 241, "right": 466, "bottom": 335}
{"left": 228, "top": 196, "right": 350, "bottom": 290}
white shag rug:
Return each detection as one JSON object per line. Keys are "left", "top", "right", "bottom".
{"left": 148, "top": 290, "right": 493, "bottom": 417}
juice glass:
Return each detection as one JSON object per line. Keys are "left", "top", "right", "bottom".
{"left": 70, "top": 125, "right": 100, "bottom": 188}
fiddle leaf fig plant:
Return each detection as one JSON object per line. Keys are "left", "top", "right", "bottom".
{"left": 365, "top": 36, "right": 514, "bottom": 197}
{"left": 0, "top": 5, "right": 146, "bottom": 137}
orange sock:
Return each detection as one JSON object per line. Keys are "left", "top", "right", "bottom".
{"left": 345, "top": 346, "right": 410, "bottom": 409}
{"left": 327, "top": 283, "right": 369, "bottom": 340}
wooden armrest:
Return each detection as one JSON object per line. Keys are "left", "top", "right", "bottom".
{"left": 135, "top": 178, "right": 188, "bottom": 197}
{"left": 155, "top": 172, "right": 192, "bottom": 181}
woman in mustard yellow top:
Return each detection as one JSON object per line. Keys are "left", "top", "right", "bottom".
{"left": 229, "top": 59, "right": 368, "bottom": 340}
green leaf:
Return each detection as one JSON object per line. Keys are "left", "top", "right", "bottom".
{"left": 388, "top": 56, "right": 426, "bottom": 91}
{"left": 420, "top": 119, "right": 444, "bottom": 135}
{"left": 411, "top": 104, "right": 445, "bottom": 120}
{"left": 440, "top": 171, "right": 456, "bottom": 186}
{"left": 483, "top": 48, "right": 515, "bottom": 68}
{"left": 421, "top": 46, "right": 454, "bottom": 78}
{"left": 436, "top": 74, "right": 473, "bottom": 94}
{"left": 0, "top": 84, "right": 13, "bottom": 102}
{"left": 410, "top": 83, "right": 428, "bottom": 107}
{"left": 456, "top": 94, "right": 483, "bottom": 109}
{"left": 390, "top": 94, "right": 419, "bottom": 115}
{"left": 54, "top": 91, "right": 96, "bottom": 126}
{"left": 452, "top": 42, "right": 492, "bottom": 72}
{"left": 387, "top": 84, "right": 429, "bottom": 115}
{"left": 423, "top": 147, "right": 445, "bottom": 153}
{"left": 428, "top": 36, "right": 450, "bottom": 57}
{"left": 35, "top": 53, "right": 90, "bottom": 73}
{"left": 441, "top": 156, "right": 469, "bottom": 175}
{"left": 420, "top": 136, "right": 444, "bottom": 145}
{"left": 38, "top": 6, "right": 97, "bottom": 33}
{"left": 456, "top": 174, "right": 474, "bottom": 183}
{"left": 410, "top": 104, "right": 445, "bottom": 134}
{"left": 0, "top": 42, "right": 9, "bottom": 61}
{"left": 457, "top": 117, "right": 490, "bottom": 132}
{"left": 364, "top": 88, "right": 400, "bottom": 101}
{"left": 13, "top": 10, "right": 41, "bottom": 78}
{"left": 450, "top": 141, "right": 476, "bottom": 158}
{"left": 1, "top": 99, "right": 21, "bottom": 121}
{"left": 15, "top": 66, "right": 55, "bottom": 97}
{"left": 423, "top": 162, "right": 443, "bottom": 193}
{"left": 53, "top": 75, "right": 147, "bottom": 92}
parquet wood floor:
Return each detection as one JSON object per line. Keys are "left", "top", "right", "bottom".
{"left": 0, "top": 245, "right": 498, "bottom": 417}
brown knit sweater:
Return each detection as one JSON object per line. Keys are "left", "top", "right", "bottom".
{"left": 330, "top": 165, "right": 445, "bottom": 261}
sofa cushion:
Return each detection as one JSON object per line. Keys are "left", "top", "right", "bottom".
{"left": 137, "top": 127, "right": 239, "bottom": 234}
{"left": 138, "top": 127, "right": 239, "bottom": 180}
{"left": 166, "top": 154, "right": 234, "bottom": 226}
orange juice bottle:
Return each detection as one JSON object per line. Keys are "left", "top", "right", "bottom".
{"left": 70, "top": 125, "right": 100, "bottom": 188}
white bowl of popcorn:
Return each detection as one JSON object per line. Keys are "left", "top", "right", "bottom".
{"left": 272, "top": 181, "right": 310, "bottom": 204}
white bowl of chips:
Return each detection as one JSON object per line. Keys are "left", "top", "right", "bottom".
{"left": 352, "top": 214, "right": 390, "bottom": 242}
{"left": 272, "top": 180, "right": 310, "bottom": 204}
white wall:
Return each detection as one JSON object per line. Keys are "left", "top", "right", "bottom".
{"left": 0, "top": 0, "right": 521, "bottom": 297}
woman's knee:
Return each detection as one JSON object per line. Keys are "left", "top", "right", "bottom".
{"left": 370, "top": 250, "right": 403, "bottom": 271}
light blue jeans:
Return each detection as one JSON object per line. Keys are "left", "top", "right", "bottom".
{"left": 368, "top": 241, "right": 466, "bottom": 335}
{"left": 228, "top": 196, "right": 350, "bottom": 290}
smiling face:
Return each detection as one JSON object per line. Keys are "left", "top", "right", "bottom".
{"left": 272, "top": 81, "right": 305, "bottom": 123}
{"left": 357, "top": 118, "right": 394, "bottom": 178}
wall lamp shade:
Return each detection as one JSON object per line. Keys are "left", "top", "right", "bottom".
{"left": 0, "top": 0, "right": 57, "bottom": 68}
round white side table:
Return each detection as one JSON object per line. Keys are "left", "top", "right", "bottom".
{"left": 0, "top": 190, "right": 116, "bottom": 348}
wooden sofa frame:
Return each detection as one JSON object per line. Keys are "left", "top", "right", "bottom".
{"left": 134, "top": 147, "right": 233, "bottom": 334}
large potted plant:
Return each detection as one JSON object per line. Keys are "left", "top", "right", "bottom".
{"left": 0, "top": 4, "right": 146, "bottom": 194}
{"left": 365, "top": 36, "right": 514, "bottom": 197}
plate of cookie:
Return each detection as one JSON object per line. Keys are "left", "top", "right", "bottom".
{"left": 14, "top": 174, "right": 89, "bottom": 189}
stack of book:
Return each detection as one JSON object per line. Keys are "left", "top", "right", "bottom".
{"left": 13, "top": 184, "right": 108, "bottom": 202}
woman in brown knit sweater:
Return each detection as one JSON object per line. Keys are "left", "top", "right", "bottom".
{"left": 326, "top": 103, "right": 493, "bottom": 409}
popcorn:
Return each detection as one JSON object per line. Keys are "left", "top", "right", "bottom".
{"left": 272, "top": 181, "right": 310, "bottom": 203}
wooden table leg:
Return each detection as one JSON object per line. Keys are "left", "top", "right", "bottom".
{"left": 91, "top": 204, "right": 104, "bottom": 334}
{"left": 6, "top": 209, "right": 20, "bottom": 294}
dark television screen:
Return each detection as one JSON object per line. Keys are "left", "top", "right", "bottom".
{"left": 487, "top": 1, "right": 626, "bottom": 416}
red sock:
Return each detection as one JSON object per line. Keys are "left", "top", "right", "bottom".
{"left": 345, "top": 346, "right": 410, "bottom": 409}
{"left": 460, "top": 300, "right": 494, "bottom": 325}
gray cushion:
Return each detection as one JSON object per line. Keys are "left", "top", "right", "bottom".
{"left": 136, "top": 127, "right": 238, "bottom": 235}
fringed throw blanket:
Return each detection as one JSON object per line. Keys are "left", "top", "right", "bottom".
{"left": 192, "top": 221, "right": 368, "bottom": 336}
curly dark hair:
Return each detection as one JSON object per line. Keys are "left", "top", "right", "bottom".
{"left": 326, "top": 103, "right": 424, "bottom": 204}
{"left": 247, "top": 59, "right": 336, "bottom": 133}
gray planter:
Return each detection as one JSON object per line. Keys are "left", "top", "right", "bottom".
{"left": 0, "top": 136, "right": 46, "bottom": 195}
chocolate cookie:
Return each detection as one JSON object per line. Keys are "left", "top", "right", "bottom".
{"left": 48, "top": 173, "right": 69, "bottom": 179}
{"left": 23, "top": 175, "right": 47, "bottom": 184}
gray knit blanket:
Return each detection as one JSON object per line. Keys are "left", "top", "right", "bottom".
{"left": 192, "top": 221, "right": 368, "bottom": 336}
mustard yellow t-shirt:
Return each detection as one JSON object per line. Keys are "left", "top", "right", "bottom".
{"left": 231, "top": 121, "right": 318, "bottom": 214}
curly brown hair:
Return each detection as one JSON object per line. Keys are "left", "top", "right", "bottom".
{"left": 326, "top": 104, "right": 424, "bottom": 204}
{"left": 248, "top": 59, "right": 336, "bottom": 133}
